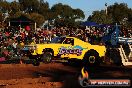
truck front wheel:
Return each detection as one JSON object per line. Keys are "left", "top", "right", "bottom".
{"left": 29, "top": 55, "right": 40, "bottom": 66}
{"left": 42, "top": 52, "right": 53, "bottom": 63}
{"left": 83, "top": 50, "right": 100, "bottom": 67}
{"left": 32, "top": 59, "right": 40, "bottom": 66}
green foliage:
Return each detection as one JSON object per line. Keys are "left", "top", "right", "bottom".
{"left": 29, "top": 13, "right": 45, "bottom": 26}
{"left": 73, "top": 9, "right": 85, "bottom": 20}
{"left": 88, "top": 10, "right": 113, "bottom": 24}
{"left": 10, "top": 1, "right": 20, "bottom": 13}
{"left": 10, "top": 12, "right": 30, "bottom": 19}
{"left": 0, "top": 0, "right": 85, "bottom": 27}
{"left": 1, "top": 0, "right": 132, "bottom": 28}
{"left": 19, "top": 0, "right": 40, "bottom": 13}
{"left": 0, "top": 12, "right": 4, "bottom": 22}
{"left": 88, "top": 2, "right": 132, "bottom": 26}
{"left": 51, "top": 3, "right": 85, "bottom": 27}
{"left": 38, "top": 1, "right": 50, "bottom": 20}
{"left": 0, "top": 1, "right": 10, "bottom": 13}
{"left": 108, "top": 3, "right": 129, "bottom": 23}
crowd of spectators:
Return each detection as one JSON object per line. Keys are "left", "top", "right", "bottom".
{"left": 0, "top": 25, "right": 131, "bottom": 60}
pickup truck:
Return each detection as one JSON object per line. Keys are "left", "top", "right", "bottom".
{"left": 22, "top": 36, "right": 106, "bottom": 66}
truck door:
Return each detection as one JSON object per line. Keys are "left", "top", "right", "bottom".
{"left": 58, "top": 38, "right": 75, "bottom": 58}
{"left": 61, "top": 38, "right": 81, "bottom": 58}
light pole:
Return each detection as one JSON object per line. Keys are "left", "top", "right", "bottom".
{"left": 105, "top": 3, "right": 108, "bottom": 15}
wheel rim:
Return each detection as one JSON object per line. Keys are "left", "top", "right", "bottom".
{"left": 46, "top": 56, "right": 51, "bottom": 62}
{"left": 89, "top": 56, "right": 95, "bottom": 64}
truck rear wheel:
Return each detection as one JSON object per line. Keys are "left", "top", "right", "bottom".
{"left": 83, "top": 50, "right": 100, "bottom": 67}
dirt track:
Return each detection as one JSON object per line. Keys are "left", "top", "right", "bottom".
{"left": 0, "top": 63, "right": 131, "bottom": 88}
{"left": 0, "top": 63, "right": 81, "bottom": 88}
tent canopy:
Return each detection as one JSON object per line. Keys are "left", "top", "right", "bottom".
{"left": 81, "top": 21, "right": 99, "bottom": 26}
{"left": 98, "top": 24, "right": 112, "bottom": 28}
{"left": 10, "top": 15, "right": 34, "bottom": 27}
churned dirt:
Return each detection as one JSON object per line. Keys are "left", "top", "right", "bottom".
{"left": 0, "top": 63, "right": 81, "bottom": 88}
{"left": 0, "top": 62, "right": 131, "bottom": 88}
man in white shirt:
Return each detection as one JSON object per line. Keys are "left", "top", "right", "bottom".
{"left": 12, "top": 41, "right": 18, "bottom": 56}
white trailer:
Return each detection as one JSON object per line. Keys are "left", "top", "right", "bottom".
{"left": 118, "top": 37, "right": 132, "bottom": 66}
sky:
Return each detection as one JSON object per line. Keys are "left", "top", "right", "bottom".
{"left": 7, "top": 0, "right": 132, "bottom": 20}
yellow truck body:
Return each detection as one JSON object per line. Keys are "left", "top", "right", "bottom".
{"left": 29, "top": 37, "right": 106, "bottom": 60}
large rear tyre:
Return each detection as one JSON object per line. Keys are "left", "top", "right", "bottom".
{"left": 83, "top": 50, "right": 100, "bottom": 67}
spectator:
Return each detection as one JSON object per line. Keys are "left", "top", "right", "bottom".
{"left": 0, "top": 24, "right": 131, "bottom": 60}
{"left": 12, "top": 41, "right": 18, "bottom": 56}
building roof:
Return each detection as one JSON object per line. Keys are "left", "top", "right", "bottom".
{"left": 9, "top": 15, "right": 34, "bottom": 26}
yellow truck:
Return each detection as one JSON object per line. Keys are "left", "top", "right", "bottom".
{"left": 22, "top": 36, "right": 106, "bottom": 66}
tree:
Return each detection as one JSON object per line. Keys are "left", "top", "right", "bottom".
{"left": 18, "top": 0, "right": 49, "bottom": 27}
{"left": 128, "top": 8, "right": 132, "bottom": 23}
{"left": 88, "top": 2, "right": 132, "bottom": 25}
{"left": 38, "top": 1, "right": 50, "bottom": 20}
{"left": 0, "top": 1, "right": 10, "bottom": 13}
{"left": 88, "top": 10, "right": 113, "bottom": 24}
{"left": 73, "top": 9, "right": 85, "bottom": 20}
{"left": 29, "top": 13, "right": 45, "bottom": 26}
{"left": 0, "top": 0, "right": 85, "bottom": 28}
{"left": 10, "top": 11, "right": 30, "bottom": 19}
{"left": 51, "top": 3, "right": 85, "bottom": 27}
{"left": 19, "top": 0, "right": 40, "bottom": 13}
{"left": 107, "top": 3, "right": 129, "bottom": 24}
{"left": 10, "top": 1, "right": 20, "bottom": 13}
{"left": 9, "top": 1, "right": 20, "bottom": 18}
{"left": 0, "top": 12, "right": 4, "bottom": 22}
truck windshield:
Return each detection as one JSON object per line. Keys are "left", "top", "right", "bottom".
{"left": 51, "top": 37, "right": 66, "bottom": 43}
